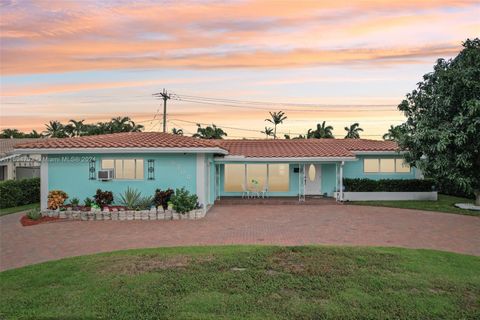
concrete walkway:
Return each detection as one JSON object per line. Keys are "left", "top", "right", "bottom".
{"left": 1, "top": 204, "right": 479, "bottom": 271}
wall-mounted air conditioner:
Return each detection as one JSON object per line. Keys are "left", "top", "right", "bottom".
{"left": 98, "top": 169, "right": 114, "bottom": 181}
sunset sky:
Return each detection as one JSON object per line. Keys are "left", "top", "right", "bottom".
{"left": 1, "top": 0, "right": 479, "bottom": 139}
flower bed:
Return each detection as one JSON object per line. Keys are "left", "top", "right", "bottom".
{"left": 41, "top": 207, "right": 207, "bottom": 221}
{"left": 20, "top": 215, "right": 64, "bottom": 227}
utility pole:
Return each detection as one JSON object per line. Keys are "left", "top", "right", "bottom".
{"left": 153, "top": 88, "right": 171, "bottom": 133}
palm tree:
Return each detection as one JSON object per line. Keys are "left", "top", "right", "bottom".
{"left": 265, "top": 111, "right": 287, "bottom": 139}
{"left": 383, "top": 125, "right": 402, "bottom": 141}
{"left": 44, "top": 120, "right": 66, "bottom": 138}
{"left": 193, "top": 124, "right": 227, "bottom": 139}
{"left": 110, "top": 117, "right": 131, "bottom": 133}
{"left": 25, "top": 130, "right": 42, "bottom": 138}
{"left": 127, "top": 120, "right": 144, "bottom": 132}
{"left": 307, "top": 121, "right": 334, "bottom": 139}
{"left": 0, "top": 128, "right": 23, "bottom": 138}
{"left": 172, "top": 128, "right": 184, "bottom": 135}
{"left": 65, "top": 119, "right": 85, "bottom": 137}
{"left": 261, "top": 127, "right": 274, "bottom": 139}
{"left": 344, "top": 123, "right": 363, "bottom": 139}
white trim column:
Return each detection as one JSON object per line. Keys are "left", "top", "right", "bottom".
{"left": 40, "top": 155, "right": 48, "bottom": 210}
{"left": 339, "top": 161, "right": 344, "bottom": 202}
{"left": 196, "top": 154, "right": 206, "bottom": 211}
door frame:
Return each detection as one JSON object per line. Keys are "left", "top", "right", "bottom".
{"left": 305, "top": 163, "right": 322, "bottom": 195}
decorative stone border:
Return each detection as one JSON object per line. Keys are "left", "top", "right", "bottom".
{"left": 41, "top": 207, "right": 207, "bottom": 221}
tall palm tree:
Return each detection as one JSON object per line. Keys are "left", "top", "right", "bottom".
{"left": 265, "top": 111, "right": 287, "bottom": 139}
{"left": 193, "top": 124, "right": 227, "bottom": 139}
{"left": 383, "top": 125, "right": 402, "bottom": 141}
{"left": 44, "top": 120, "right": 66, "bottom": 138}
{"left": 307, "top": 121, "right": 334, "bottom": 139}
{"left": 171, "top": 128, "right": 184, "bottom": 135}
{"left": 344, "top": 123, "right": 363, "bottom": 139}
{"left": 261, "top": 127, "right": 274, "bottom": 139}
{"left": 65, "top": 119, "right": 85, "bottom": 137}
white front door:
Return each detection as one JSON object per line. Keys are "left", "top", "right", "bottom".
{"left": 305, "top": 163, "right": 322, "bottom": 195}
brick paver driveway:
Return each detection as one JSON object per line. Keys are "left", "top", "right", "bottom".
{"left": 1, "top": 204, "right": 479, "bottom": 271}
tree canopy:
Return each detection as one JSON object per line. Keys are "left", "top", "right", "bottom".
{"left": 397, "top": 38, "right": 480, "bottom": 203}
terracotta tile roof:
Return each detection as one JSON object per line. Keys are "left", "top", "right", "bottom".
{"left": 13, "top": 132, "right": 399, "bottom": 158}
{"left": 14, "top": 132, "right": 224, "bottom": 150}
{"left": 216, "top": 139, "right": 399, "bottom": 158}
{"left": 0, "top": 138, "right": 42, "bottom": 157}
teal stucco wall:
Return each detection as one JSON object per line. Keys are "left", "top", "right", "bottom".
{"left": 47, "top": 153, "right": 198, "bottom": 204}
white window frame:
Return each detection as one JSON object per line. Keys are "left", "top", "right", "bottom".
{"left": 363, "top": 158, "right": 411, "bottom": 174}
{"left": 223, "top": 163, "right": 290, "bottom": 192}
{"left": 101, "top": 158, "right": 144, "bottom": 180}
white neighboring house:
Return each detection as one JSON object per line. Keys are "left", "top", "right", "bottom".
{"left": 0, "top": 139, "right": 42, "bottom": 180}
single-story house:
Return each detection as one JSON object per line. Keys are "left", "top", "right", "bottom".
{"left": 0, "top": 138, "right": 42, "bottom": 181}
{"left": 14, "top": 132, "right": 425, "bottom": 211}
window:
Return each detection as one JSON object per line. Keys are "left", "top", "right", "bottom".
{"left": 269, "top": 164, "right": 289, "bottom": 192}
{"left": 246, "top": 164, "right": 267, "bottom": 190}
{"left": 395, "top": 159, "right": 411, "bottom": 173}
{"left": 224, "top": 164, "right": 245, "bottom": 192}
{"left": 364, "top": 159, "right": 379, "bottom": 173}
{"left": 380, "top": 159, "right": 395, "bottom": 173}
{"left": 101, "top": 159, "right": 144, "bottom": 180}
{"left": 224, "top": 163, "right": 290, "bottom": 193}
{"left": 364, "top": 158, "right": 411, "bottom": 173}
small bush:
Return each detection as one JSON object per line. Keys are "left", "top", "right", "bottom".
{"left": 153, "top": 188, "right": 174, "bottom": 211}
{"left": 48, "top": 190, "right": 68, "bottom": 210}
{"left": 26, "top": 207, "right": 41, "bottom": 220}
{"left": 84, "top": 197, "right": 93, "bottom": 207}
{"left": 70, "top": 197, "right": 80, "bottom": 207}
{"left": 94, "top": 189, "right": 113, "bottom": 208}
{"left": 118, "top": 187, "right": 152, "bottom": 210}
{"left": 343, "top": 178, "right": 435, "bottom": 192}
{"left": 0, "top": 177, "right": 40, "bottom": 209}
{"left": 170, "top": 188, "right": 198, "bottom": 214}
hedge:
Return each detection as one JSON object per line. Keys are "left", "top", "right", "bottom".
{"left": 0, "top": 177, "right": 40, "bottom": 209}
{"left": 343, "top": 178, "right": 435, "bottom": 192}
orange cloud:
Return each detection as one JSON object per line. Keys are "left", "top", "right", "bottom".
{"left": 1, "top": 0, "right": 477, "bottom": 75}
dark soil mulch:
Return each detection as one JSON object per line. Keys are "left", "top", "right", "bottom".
{"left": 20, "top": 215, "right": 64, "bottom": 227}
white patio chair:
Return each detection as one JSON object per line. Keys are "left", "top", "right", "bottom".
{"left": 260, "top": 185, "right": 268, "bottom": 198}
{"left": 241, "top": 183, "right": 250, "bottom": 199}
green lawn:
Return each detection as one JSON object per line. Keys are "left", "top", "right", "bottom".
{"left": 1, "top": 246, "right": 479, "bottom": 319}
{"left": 350, "top": 194, "right": 478, "bottom": 216}
{"left": 0, "top": 203, "right": 39, "bottom": 217}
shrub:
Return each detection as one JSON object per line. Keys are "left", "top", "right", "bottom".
{"left": 0, "top": 177, "right": 40, "bottom": 209}
{"left": 343, "top": 178, "right": 435, "bottom": 192}
{"left": 94, "top": 189, "right": 113, "bottom": 208}
{"left": 170, "top": 188, "right": 198, "bottom": 214}
{"left": 48, "top": 190, "right": 68, "bottom": 210}
{"left": 84, "top": 197, "right": 93, "bottom": 207}
{"left": 26, "top": 207, "right": 41, "bottom": 220}
{"left": 118, "top": 187, "right": 152, "bottom": 210}
{"left": 153, "top": 188, "right": 174, "bottom": 211}
{"left": 70, "top": 197, "right": 80, "bottom": 207}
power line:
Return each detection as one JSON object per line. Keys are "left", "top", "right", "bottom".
{"left": 172, "top": 93, "right": 397, "bottom": 108}
{"left": 173, "top": 97, "right": 399, "bottom": 113}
